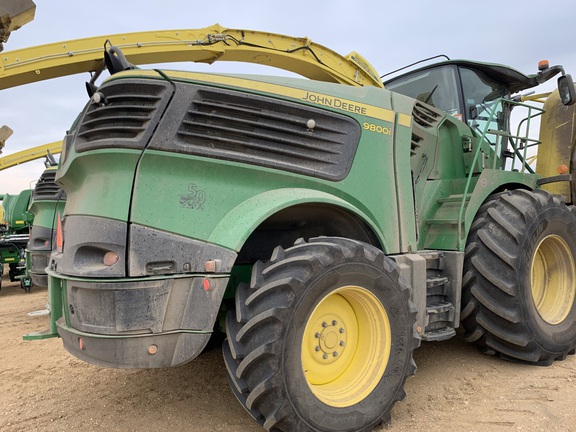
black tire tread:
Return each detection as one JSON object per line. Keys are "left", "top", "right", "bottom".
{"left": 462, "top": 189, "right": 576, "bottom": 364}
{"left": 224, "top": 237, "right": 419, "bottom": 431}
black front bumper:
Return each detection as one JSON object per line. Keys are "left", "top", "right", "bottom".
{"left": 53, "top": 273, "right": 229, "bottom": 368}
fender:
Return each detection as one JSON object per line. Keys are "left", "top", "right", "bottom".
{"left": 207, "top": 187, "right": 390, "bottom": 253}
{"left": 461, "top": 169, "right": 540, "bottom": 248}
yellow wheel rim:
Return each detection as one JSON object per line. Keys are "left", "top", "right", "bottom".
{"left": 531, "top": 234, "right": 576, "bottom": 325}
{"left": 301, "top": 285, "right": 391, "bottom": 407}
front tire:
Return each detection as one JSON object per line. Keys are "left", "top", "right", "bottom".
{"left": 223, "top": 237, "right": 419, "bottom": 431}
{"left": 462, "top": 189, "right": 576, "bottom": 364}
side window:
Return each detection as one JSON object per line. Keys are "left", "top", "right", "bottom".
{"left": 386, "top": 66, "right": 461, "bottom": 119}
{"left": 460, "top": 68, "right": 509, "bottom": 136}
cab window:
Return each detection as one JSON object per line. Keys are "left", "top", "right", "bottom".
{"left": 459, "top": 67, "right": 509, "bottom": 136}
{"left": 386, "top": 66, "right": 461, "bottom": 118}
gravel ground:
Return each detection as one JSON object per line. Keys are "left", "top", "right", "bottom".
{"left": 1, "top": 271, "right": 576, "bottom": 431}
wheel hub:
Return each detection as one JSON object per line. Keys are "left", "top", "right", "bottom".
{"left": 301, "top": 285, "right": 391, "bottom": 408}
{"left": 531, "top": 234, "right": 576, "bottom": 325}
{"left": 313, "top": 318, "right": 347, "bottom": 361}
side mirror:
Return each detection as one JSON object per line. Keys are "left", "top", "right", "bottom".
{"left": 558, "top": 74, "right": 576, "bottom": 106}
{"left": 469, "top": 105, "right": 478, "bottom": 120}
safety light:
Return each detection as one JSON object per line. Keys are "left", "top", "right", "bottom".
{"left": 103, "top": 251, "right": 119, "bottom": 266}
{"left": 202, "top": 278, "right": 211, "bottom": 291}
{"left": 204, "top": 259, "right": 221, "bottom": 272}
{"left": 56, "top": 213, "right": 63, "bottom": 253}
{"left": 538, "top": 60, "right": 550, "bottom": 71}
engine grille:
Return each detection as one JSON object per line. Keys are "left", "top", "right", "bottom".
{"left": 74, "top": 80, "right": 172, "bottom": 153}
{"left": 72, "top": 77, "right": 361, "bottom": 181}
{"left": 413, "top": 102, "right": 442, "bottom": 129}
{"left": 161, "top": 87, "right": 361, "bottom": 181}
{"left": 32, "top": 169, "right": 66, "bottom": 201}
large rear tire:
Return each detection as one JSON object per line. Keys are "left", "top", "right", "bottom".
{"left": 223, "top": 237, "right": 419, "bottom": 431}
{"left": 461, "top": 189, "right": 576, "bottom": 364}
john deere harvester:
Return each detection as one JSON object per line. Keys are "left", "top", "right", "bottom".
{"left": 18, "top": 25, "right": 576, "bottom": 432}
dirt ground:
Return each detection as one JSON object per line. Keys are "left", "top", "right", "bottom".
{"left": 1, "top": 271, "right": 576, "bottom": 432}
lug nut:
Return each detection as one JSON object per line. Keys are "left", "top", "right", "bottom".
{"left": 332, "top": 320, "right": 338, "bottom": 326}
{"left": 315, "top": 346, "right": 321, "bottom": 352}
{"left": 322, "top": 354, "right": 328, "bottom": 360}
{"left": 333, "top": 351, "right": 338, "bottom": 357}
{"left": 339, "top": 327, "right": 345, "bottom": 333}
{"left": 322, "top": 321, "right": 328, "bottom": 328}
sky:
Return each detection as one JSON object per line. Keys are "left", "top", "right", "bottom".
{"left": 1, "top": 0, "right": 576, "bottom": 194}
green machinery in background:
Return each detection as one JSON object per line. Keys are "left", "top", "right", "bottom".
{"left": 0, "top": 161, "right": 66, "bottom": 292}
{"left": 0, "top": 188, "right": 32, "bottom": 290}
{"left": 26, "top": 164, "right": 66, "bottom": 289}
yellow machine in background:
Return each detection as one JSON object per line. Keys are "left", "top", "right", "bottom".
{"left": 0, "top": 0, "right": 35, "bottom": 52}
{"left": 535, "top": 88, "right": 576, "bottom": 202}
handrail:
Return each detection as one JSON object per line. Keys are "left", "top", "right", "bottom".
{"left": 457, "top": 99, "right": 545, "bottom": 243}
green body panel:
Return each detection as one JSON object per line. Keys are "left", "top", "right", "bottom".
{"left": 131, "top": 150, "right": 397, "bottom": 253}
{"left": 56, "top": 149, "right": 141, "bottom": 221}
{"left": 54, "top": 69, "right": 545, "bottom": 260}
{"left": 389, "top": 100, "right": 419, "bottom": 252}
{"left": 54, "top": 71, "right": 426, "bottom": 255}
{"left": 92, "top": 69, "right": 542, "bottom": 256}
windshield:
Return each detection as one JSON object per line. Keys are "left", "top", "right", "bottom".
{"left": 386, "top": 66, "right": 461, "bottom": 119}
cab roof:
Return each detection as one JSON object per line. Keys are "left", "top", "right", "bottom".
{"left": 385, "top": 59, "right": 539, "bottom": 94}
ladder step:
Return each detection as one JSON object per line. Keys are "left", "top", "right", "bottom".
{"left": 422, "top": 327, "right": 456, "bottom": 342}
{"left": 419, "top": 251, "right": 444, "bottom": 259}
{"left": 426, "top": 301, "right": 454, "bottom": 315}
{"left": 437, "top": 194, "right": 472, "bottom": 203}
{"left": 426, "top": 276, "right": 448, "bottom": 288}
{"left": 426, "top": 218, "right": 459, "bottom": 225}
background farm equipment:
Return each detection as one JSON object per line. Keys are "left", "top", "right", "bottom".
{"left": 0, "top": 189, "right": 32, "bottom": 291}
